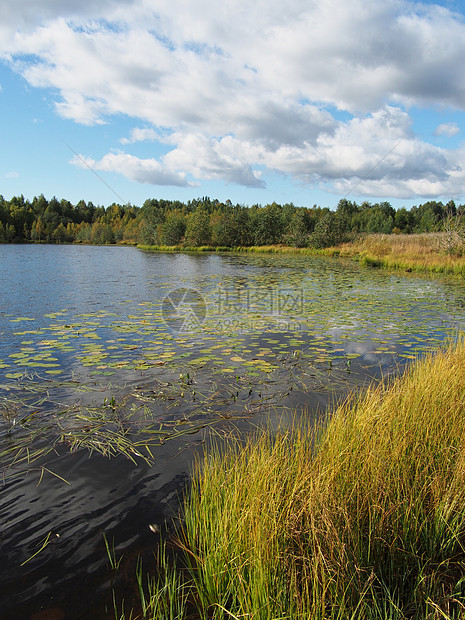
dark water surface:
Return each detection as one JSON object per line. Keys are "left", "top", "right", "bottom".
{"left": 1, "top": 245, "right": 465, "bottom": 619}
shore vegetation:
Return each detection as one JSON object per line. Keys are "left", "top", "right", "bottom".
{"left": 138, "top": 231, "right": 465, "bottom": 276}
{"left": 1, "top": 194, "right": 464, "bottom": 250}
{"left": 323, "top": 232, "right": 465, "bottom": 275}
{"left": 115, "top": 339, "right": 465, "bottom": 619}
{"left": 3, "top": 193, "right": 465, "bottom": 274}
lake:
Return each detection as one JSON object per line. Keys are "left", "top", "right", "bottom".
{"left": 1, "top": 244, "right": 465, "bottom": 619}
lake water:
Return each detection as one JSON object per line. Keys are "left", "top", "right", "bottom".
{"left": 1, "top": 244, "right": 465, "bottom": 619}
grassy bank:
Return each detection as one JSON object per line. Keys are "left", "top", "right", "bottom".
{"left": 124, "top": 339, "right": 465, "bottom": 619}
{"left": 138, "top": 233, "right": 465, "bottom": 276}
{"left": 137, "top": 243, "right": 318, "bottom": 254}
{"left": 327, "top": 233, "right": 465, "bottom": 275}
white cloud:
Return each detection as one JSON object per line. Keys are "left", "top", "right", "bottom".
{"left": 120, "top": 128, "right": 160, "bottom": 145}
{"left": 74, "top": 106, "right": 464, "bottom": 197}
{"left": 164, "top": 133, "right": 265, "bottom": 188}
{"left": 434, "top": 122, "right": 460, "bottom": 138}
{"left": 4, "top": 171, "right": 19, "bottom": 178}
{"left": 2, "top": 0, "right": 465, "bottom": 197}
{"left": 255, "top": 106, "right": 461, "bottom": 197}
{"left": 72, "top": 152, "right": 191, "bottom": 186}
{"left": 6, "top": 1, "right": 465, "bottom": 123}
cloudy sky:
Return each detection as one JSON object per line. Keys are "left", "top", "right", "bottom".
{"left": 1, "top": 0, "right": 465, "bottom": 209}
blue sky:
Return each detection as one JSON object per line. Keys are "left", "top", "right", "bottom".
{"left": 1, "top": 0, "right": 465, "bottom": 210}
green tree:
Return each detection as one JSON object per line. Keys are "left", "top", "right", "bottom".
{"left": 251, "top": 203, "right": 285, "bottom": 245}
{"left": 185, "top": 209, "right": 212, "bottom": 246}
{"left": 336, "top": 198, "right": 359, "bottom": 230}
{"left": 140, "top": 199, "right": 165, "bottom": 244}
{"left": 284, "top": 209, "right": 311, "bottom": 247}
{"left": 310, "top": 212, "right": 349, "bottom": 248}
{"left": 394, "top": 208, "right": 413, "bottom": 233}
{"left": 5, "top": 223, "right": 16, "bottom": 242}
{"left": 31, "top": 217, "right": 46, "bottom": 242}
{"left": 9, "top": 195, "right": 33, "bottom": 239}
{"left": 160, "top": 210, "right": 186, "bottom": 245}
{"left": 414, "top": 201, "right": 445, "bottom": 232}
{"left": 74, "top": 199, "right": 96, "bottom": 223}
{"left": 366, "top": 205, "right": 394, "bottom": 233}
{"left": 53, "top": 222, "right": 69, "bottom": 243}
{"left": 212, "top": 211, "right": 237, "bottom": 246}
{"left": 75, "top": 222, "right": 92, "bottom": 243}
{"left": 91, "top": 222, "right": 114, "bottom": 244}
{"left": 31, "top": 194, "right": 49, "bottom": 218}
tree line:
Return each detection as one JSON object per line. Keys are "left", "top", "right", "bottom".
{"left": 0, "top": 193, "right": 463, "bottom": 248}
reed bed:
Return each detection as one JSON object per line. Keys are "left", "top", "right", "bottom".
{"left": 330, "top": 233, "right": 465, "bottom": 275}
{"left": 129, "top": 340, "right": 465, "bottom": 619}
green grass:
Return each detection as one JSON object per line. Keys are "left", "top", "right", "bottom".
{"left": 124, "top": 340, "right": 465, "bottom": 619}
{"left": 137, "top": 243, "right": 327, "bottom": 255}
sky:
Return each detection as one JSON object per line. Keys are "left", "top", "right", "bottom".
{"left": 1, "top": 0, "right": 465, "bottom": 210}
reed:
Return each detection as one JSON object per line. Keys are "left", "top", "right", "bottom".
{"left": 132, "top": 340, "right": 465, "bottom": 619}
{"left": 331, "top": 233, "right": 465, "bottom": 275}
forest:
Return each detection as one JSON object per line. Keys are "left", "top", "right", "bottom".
{"left": 0, "top": 193, "right": 463, "bottom": 249}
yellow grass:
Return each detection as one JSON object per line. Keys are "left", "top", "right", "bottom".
{"left": 329, "top": 233, "right": 465, "bottom": 274}
{"left": 123, "top": 340, "right": 465, "bottom": 619}
{"left": 176, "top": 339, "right": 465, "bottom": 619}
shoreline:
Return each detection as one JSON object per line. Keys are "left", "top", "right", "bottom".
{"left": 138, "top": 232, "right": 465, "bottom": 276}
{"left": 4, "top": 233, "right": 465, "bottom": 276}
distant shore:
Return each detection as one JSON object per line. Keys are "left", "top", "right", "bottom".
{"left": 138, "top": 231, "right": 465, "bottom": 276}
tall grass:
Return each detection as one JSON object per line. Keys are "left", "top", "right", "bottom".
{"left": 125, "top": 341, "right": 465, "bottom": 619}
{"left": 332, "top": 233, "right": 465, "bottom": 275}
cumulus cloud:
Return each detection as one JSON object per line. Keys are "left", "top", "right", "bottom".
{"left": 2, "top": 0, "right": 465, "bottom": 197}
{"left": 72, "top": 152, "right": 191, "bottom": 186}
{"left": 120, "top": 128, "right": 160, "bottom": 145}
{"left": 434, "top": 122, "right": 460, "bottom": 138}
{"left": 164, "top": 133, "right": 265, "bottom": 188}
{"left": 256, "top": 106, "right": 463, "bottom": 198}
